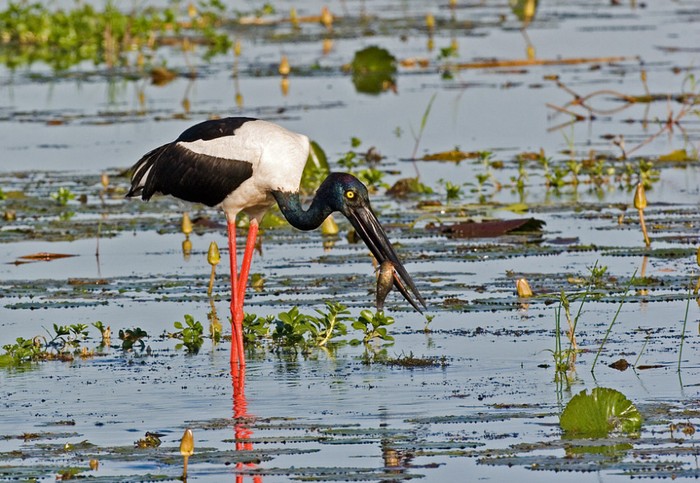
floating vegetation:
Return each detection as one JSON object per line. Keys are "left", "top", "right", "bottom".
{"left": 560, "top": 388, "right": 643, "bottom": 438}
{"left": 348, "top": 45, "right": 397, "bottom": 95}
{"left": 170, "top": 314, "right": 205, "bottom": 354}
{"left": 380, "top": 352, "right": 448, "bottom": 369}
{"left": 0, "top": 2, "right": 232, "bottom": 71}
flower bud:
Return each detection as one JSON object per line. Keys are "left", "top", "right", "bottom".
{"left": 321, "top": 215, "right": 339, "bottom": 236}
{"left": 425, "top": 13, "right": 435, "bottom": 31}
{"left": 181, "top": 212, "right": 193, "bottom": 235}
{"left": 180, "top": 428, "right": 194, "bottom": 457}
{"left": 207, "top": 241, "right": 220, "bottom": 266}
{"left": 321, "top": 6, "right": 333, "bottom": 29}
{"left": 279, "top": 56, "right": 290, "bottom": 76}
{"left": 187, "top": 2, "right": 197, "bottom": 18}
{"left": 516, "top": 278, "right": 533, "bottom": 298}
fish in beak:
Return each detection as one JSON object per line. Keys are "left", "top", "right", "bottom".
{"left": 344, "top": 197, "right": 427, "bottom": 313}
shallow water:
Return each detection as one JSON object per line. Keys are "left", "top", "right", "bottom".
{"left": 1, "top": 0, "right": 700, "bottom": 481}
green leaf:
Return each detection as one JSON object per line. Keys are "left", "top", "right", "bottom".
{"left": 350, "top": 46, "right": 397, "bottom": 95}
{"left": 560, "top": 387, "right": 642, "bottom": 437}
{"left": 300, "top": 141, "right": 330, "bottom": 194}
{"left": 658, "top": 149, "right": 693, "bottom": 162}
{"left": 260, "top": 212, "right": 287, "bottom": 228}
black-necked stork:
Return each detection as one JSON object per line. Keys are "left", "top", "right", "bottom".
{"left": 126, "top": 117, "right": 426, "bottom": 365}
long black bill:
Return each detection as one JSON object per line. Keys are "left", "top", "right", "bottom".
{"left": 347, "top": 205, "right": 426, "bottom": 313}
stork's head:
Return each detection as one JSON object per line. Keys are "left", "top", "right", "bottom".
{"left": 318, "top": 173, "right": 426, "bottom": 312}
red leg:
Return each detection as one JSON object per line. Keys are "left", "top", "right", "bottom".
{"left": 227, "top": 220, "right": 241, "bottom": 364}
{"left": 237, "top": 219, "right": 259, "bottom": 307}
{"left": 234, "top": 219, "right": 259, "bottom": 365}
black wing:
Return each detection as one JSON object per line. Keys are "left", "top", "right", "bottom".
{"left": 127, "top": 118, "right": 256, "bottom": 207}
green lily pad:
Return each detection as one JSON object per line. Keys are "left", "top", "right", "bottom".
{"left": 560, "top": 387, "right": 642, "bottom": 437}
{"left": 350, "top": 46, "right": 397, "bottom": 95}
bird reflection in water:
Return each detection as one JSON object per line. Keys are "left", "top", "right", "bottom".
{"left": 231, "top": 361, "right": 263, "bottom": 483}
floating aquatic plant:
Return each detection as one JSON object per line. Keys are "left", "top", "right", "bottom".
{"left": 0, "top": 1, "right": 231, "bottom": 71}
{"left": 118, "top": 327, "right": 148, "bottom": 351}
{"left": 349, "top": 46, "right": 397, "bottom": 95}
{"left": 560, "top": 387, "right": 642, "bottom": 437}
{"left": 171, "top": 314, "right": 204, "bottom": 354}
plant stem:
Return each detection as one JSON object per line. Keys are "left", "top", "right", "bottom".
{"left": 317, "top": 313, "right": 336, "bottom": 347}
{"left": 677, "top": 283, "right": 691, "bottom": 373}
{"left": 207, "top": 265, "right": 216, "bottom": 297}
{"left": 409, "top": 93, "right": 437, "bottom": 176}
{"left": 554, "top": 298, "right": 562, "bottom": 370}
{"left": 591, "top": 270, "right": 637, "bottom": 374}
{"left": 638, "top": 208, "right": 650, "bottom": 247}
{"left": 633, "top": 329, "right": 650, "bottom": 368}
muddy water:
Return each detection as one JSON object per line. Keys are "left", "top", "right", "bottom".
{"left": 1, "top": 1, "right": 699, "bottom": 481}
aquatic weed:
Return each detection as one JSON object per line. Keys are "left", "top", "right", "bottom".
{"left": 171, "top": 314, "right": 204, "bottom": 354}
{"left": 51, "top": 187, "right": 75, "bottom": 206}
{"left": 0, "top": 337, "right": 42, "bottom": 366}
{"left": 242, "top": 313, "right": 273, "bottom": 346}
{"left": 271, "top": 307, "right": 310, "bottom": 349}
{"left": 351, "top": 310, "right": 395, "bottom": 345}
{"left": 306, "top": 301, "right": 351, "bottom": 348}
{"left": 0, "top": 2, "right": 232, "bottom": 71}
{"left": 118, "top": 327, "right": 148, "bottom": 351}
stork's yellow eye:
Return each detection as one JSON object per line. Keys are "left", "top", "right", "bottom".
{"left": 345, "top": 190, "right": 355, "bottom": 199}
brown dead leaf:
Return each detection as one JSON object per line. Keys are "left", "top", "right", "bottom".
{"left": 150, "top": 66, "right": 177, "bottom": 86}
{"left": 16, "top": 252, "right": 76, "bottom": 263}
{"left": 608, "top": 358, "right": 630, "bottom": 371}
{"left": 68, "top": 278, "right": 110, "bottom": 286}
{"left": 636, "top": 364, "right": 665, "bottom": 370}
{"left": 436, "top": 218, "right": 545, "bottom": 238}
{"left": 422, "top": 150, "right": 480, "bottom": 162}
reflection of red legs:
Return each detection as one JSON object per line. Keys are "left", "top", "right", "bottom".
{"left": 231, "top": 360, "right": 263, "bottom": 482}
{"left": 228, "top": 219, "right": 259, "bottom": 366}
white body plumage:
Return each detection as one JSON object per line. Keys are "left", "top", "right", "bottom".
{"left": 128, "top": 117, "right": 310, "bottom": 222}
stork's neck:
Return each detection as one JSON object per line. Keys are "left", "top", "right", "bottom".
{"left": 272, "top": 190, "right": 333, "bottom": 231}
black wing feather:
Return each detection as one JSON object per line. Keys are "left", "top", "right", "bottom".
{"left": 127, "top": 143, "right": 253, "bottom": 207}
{"left": 127, "top": 117, "right": 259, "bottom": 207}
{"left": 176, "top": 117, "right": 256, "bottom": 143}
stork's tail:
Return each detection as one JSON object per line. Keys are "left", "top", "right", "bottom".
{"left": 126, "top": 144, "right": 169, "bottom": 200}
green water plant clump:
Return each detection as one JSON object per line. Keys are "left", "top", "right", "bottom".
{"left": 244, "top": 302, "right": 395, "bottom": 352}
{"left": 171, "top": 314, "right": 205, "bottom": 353}
{"left": 0, "top": 1, "right": 230, "bottom": 71}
